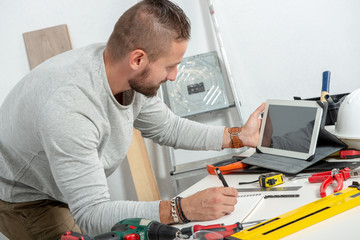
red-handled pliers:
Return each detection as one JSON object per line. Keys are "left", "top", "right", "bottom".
{"left": 308, "top": 168, "right": 345, "bottom": 198}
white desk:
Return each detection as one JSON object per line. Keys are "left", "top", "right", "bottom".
{"left": 176, "top": 161, "right": 360, "bottom": 239}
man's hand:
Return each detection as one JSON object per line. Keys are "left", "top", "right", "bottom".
{"left": 239, "top": 103, "right": 266, "bottom": 147}
{"left": 180, "top": 187, "right": 238, "bottom": 221}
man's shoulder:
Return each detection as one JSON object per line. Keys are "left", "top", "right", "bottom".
{"left": 71, "top": 43, "right": 106, "bottom": 57}
{"left": 44, "top": 42, "right": 106, "bottom": 64}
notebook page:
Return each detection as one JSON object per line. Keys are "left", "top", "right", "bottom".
{"left": 177, "top": 193, "right": 264, "bottom": 229}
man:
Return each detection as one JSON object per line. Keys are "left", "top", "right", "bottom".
{"left": 0, "top": 0, "right": 265, "bottom": 239}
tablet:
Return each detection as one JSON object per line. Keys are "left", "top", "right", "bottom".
{"left": 257, "top": 99, "right": 323, "bottom": 160}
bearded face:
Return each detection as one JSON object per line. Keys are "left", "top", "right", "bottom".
{"left": 127, "top": 40, "right": 188, "bottom": 97}
{"left": 128, "top": 66, "right": 167, "bottom": 97}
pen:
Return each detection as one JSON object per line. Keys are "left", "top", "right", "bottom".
{"left": 215, "top": 167, "right": 229, "bottom": 187}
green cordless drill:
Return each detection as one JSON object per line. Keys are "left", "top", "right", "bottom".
{"left": 61, "top": 218, "right": 181, "bottom": 240}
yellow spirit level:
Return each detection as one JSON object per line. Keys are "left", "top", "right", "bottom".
{"left": 259, "top": 172, "right": 285, "bottom": 188}
{"left": 230, "top": 182, "right": 360, "bottom": 240}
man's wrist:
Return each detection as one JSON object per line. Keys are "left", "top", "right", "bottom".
{"left": 228, "top": 127, "right": 244, "bottom": 148}
{"left": 171, "top": 198, "right": 179, "bottom": 223}
{"left": 159, "top": 198, "right": 190, "bottom": 224}
{"left": 159, "top": 200, "right": 173, "bottom": 224}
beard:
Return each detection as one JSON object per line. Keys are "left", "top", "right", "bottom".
{"left": 129, "top": 66, "right": 165, "bottom": 97}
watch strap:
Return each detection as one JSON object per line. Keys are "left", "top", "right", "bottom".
{"left": 229, "top": 127, "right": 244, "bottom": 148}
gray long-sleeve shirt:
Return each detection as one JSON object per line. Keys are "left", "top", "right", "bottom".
{"left": 0, "top": 43, "right": 224, "bottom": 235}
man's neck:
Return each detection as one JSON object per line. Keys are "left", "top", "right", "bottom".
{"left": 114, "top": 90, "right": 134, "bottom": 106}
{"left": 103, "top": 49, "right": 131, "bottom": 96}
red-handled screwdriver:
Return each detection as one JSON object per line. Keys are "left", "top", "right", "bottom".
{"left": 180, "top": 220, "right": 266, "bottom": 238}
{"left": 181, "top": 222, "right": 240, "bottom": 238}
{"left": 340, "top": 149, "right": 360, "bottom": 159}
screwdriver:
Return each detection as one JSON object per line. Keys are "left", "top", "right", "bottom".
{"left": 180, "top": 219, "right": 266, "bottom": 238}
{"left": 320, "top": 71, "right": 331, "bottom": 102}
{"left": 340, "top": 149, "right": 360, "bottom": 159}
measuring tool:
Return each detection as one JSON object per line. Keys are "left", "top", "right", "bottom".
{"left": 207, "top": 156, "right": 248, "bottom": 175}
{"left": 264, "top": 194, "right": 300, "bottom": 199}
{"left": 229, "top": 182, "right": 360, "bottom": 240}
{"left": 237, "top": 186, "right": 302, "bottom": 192}
{"left": 239, "top": 172, "right": 285, "bottom": 188}
{"left": 259, "top": 172, "right": 285, "bottom": 188}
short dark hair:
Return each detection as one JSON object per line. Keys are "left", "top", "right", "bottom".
{"left": 106, "top": 0, "right": 191, "bottom": 62}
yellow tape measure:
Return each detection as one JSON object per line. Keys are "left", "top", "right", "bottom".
{"left": 259, "top": 172, "right": 285, "bottom": 188}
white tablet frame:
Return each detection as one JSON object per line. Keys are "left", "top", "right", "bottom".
{"left": 257, "top": 99, "right": 323, "bottom": 160}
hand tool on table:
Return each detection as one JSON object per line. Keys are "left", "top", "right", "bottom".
{"left": 61, "top": 218, "right": 259, "bottom": 240}
{"left": 238, "top": 172, "right": 285, "bottom": 188}
{"left": 181, "top": 220, "right": 266, "bottom": 239}
{"left": 264, "top": 194, "right": 300, "bottom": 199}
{"left": 237, "top": 186, "right": 302, "bottom": 192}
{"left": 320, "top": 70, "right": 331, "bottom": 102}
{"left": 61, "top": 218, "right": 183, "bottom": 240}
{"left": 258, "top": 172, "right": 285, "bottom": 187}
{"left": 207, "top": 156, "right": 248, "bottom": 175}
{"left": 340, "top": 149, "right": 360, "bottom": 159}
{"left": 308, "top": 167, "right": 360, "bottom": 197}
{"left": 181, "top": 222, "right": 240, "bottom": 239}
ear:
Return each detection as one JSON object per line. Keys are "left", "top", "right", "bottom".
{"left": 129, "top": 49, "right": 148, "bottom": 70}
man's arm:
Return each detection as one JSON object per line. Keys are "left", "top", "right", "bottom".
{"left": 134, "top": 96, "right": 224, "bottom": 151}
{"left": 158, "top": 103, "right": 266, "bottom": 224}
{"left": 135, "top": 97, "right": 265, "bottom": 152}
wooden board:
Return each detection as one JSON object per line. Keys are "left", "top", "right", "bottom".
{"left": 127, "top": 129, "right": 161, "bottom": 201}
{"left": 23, "top": 24, "right": 72, "bottom": 69}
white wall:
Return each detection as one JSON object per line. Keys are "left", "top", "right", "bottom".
{"left": 170, "top": 0, "right": 360, "bottom": 167}
{"left": 1, "top": 0, "right": 360, "bottom": 238}
{"left": 212, "top": 0, "right": 360, "bottom": 118}
{"left": 0, "top": 0, "right": 136, "bottom": 104}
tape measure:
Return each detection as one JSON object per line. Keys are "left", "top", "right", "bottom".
{"left": 238, "top": 172, "right": 285, "bottom": 188}
{"left": 259, "top": 172, "right": 285, "bottom": 188}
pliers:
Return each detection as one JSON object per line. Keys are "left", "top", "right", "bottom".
{"left": 308, "top": 168, "right": 346, "bottom": 198}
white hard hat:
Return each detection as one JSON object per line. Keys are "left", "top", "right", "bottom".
{"left": 334, "top": 88, "right": 360, "bottom": 150}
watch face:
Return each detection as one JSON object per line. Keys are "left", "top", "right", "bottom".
{"left": 164, "top": 51, "right": 230, "bottom": 117}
